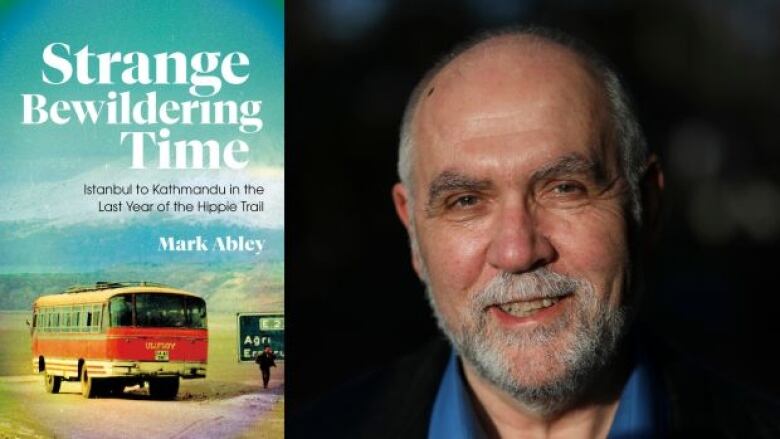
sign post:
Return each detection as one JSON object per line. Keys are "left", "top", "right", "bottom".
{"left": 237, "top": 312, "right": 285, "bottom": 362}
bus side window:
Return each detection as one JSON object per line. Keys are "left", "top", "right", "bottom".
{"left": 91, "top": 304, "right": 100, "bottom": 333}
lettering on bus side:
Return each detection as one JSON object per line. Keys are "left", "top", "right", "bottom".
{"left": 145, "top": 342, "right": 176, "bottom": 350}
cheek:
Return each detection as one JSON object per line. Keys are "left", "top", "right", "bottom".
{"left": 543, "top": 209, "right": 629, "bottom": 302}
{"left": 417, "top": 221, "right": 489, "bottom": 297}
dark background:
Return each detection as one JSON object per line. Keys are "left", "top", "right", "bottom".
{"left": 286, "top": 0, "right": 780, "bottom": 413}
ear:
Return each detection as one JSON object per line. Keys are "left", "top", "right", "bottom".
{"left": 392, "top": 183, "right": 424, "bottom": 279}
{"left": 392, "top": 183, "right": 412, "bottom": 229}
{"left": 640, "top": 154, "right": 665, "bottom": 245}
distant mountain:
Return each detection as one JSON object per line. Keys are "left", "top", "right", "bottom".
{"left": 0, "top": 213, "right": 284, "bottom": 313}
{"left": 0, "top": 261, "right": 283, "bottom": 313}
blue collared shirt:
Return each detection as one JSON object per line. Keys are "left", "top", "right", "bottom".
{"left": 428, "top": 351, "right": 666, "bottom": 439}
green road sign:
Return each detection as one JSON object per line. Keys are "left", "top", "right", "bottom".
{"left": 237, "top": 312, "right": 285, "bottom": 361}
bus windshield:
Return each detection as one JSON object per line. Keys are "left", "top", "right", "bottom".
{"left": 109, "top": 293, "right": 207, "bottom": 328}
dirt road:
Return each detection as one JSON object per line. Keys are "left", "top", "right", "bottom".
{"left": 0, "top": 369, "right": 283, "bottom": 439}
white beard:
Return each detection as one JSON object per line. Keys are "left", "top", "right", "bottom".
{"left": 425, "top": 268, "right": 629, "bottom": 417}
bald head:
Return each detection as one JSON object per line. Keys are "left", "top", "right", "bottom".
{"left": 418, "top": 35, "right": 605, "bottom": 132}
{"left": 398, "top": 28, "right": 647, "bottom": 222}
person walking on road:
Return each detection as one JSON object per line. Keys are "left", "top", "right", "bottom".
{"left": 255, "top": 345, "right": 277, "bottom": 389}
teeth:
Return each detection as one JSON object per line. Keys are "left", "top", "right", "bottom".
{"left": 498, "top": 297, "right": 560, "bottom": 317}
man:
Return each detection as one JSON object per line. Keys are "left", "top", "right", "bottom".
{"left": 292, "top": 26, "right": 778, "bottom": 438}
{"left": 390, "top": 27, "right": 656, "bottom": 438}
{"left": 255, "top": 345, "right": 276, "bottom": 389}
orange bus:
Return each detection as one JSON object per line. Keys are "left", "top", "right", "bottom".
{"left": 31, "top": 282, "right": 207, "bottom": 399}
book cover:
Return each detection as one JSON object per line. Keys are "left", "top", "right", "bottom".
{"left": 0, "top": 1, "right": 284, "bottom": 437}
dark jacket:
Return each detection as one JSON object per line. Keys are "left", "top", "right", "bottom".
{"left": 290, "top": 337, "right": 780, "bottom": 438}
{"left": 255, "top": 351, "right": 277, "bottom": 370}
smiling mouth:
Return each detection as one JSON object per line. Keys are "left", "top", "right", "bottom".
{"left": 495, "top": 295, "right": 569, "bottom": 318}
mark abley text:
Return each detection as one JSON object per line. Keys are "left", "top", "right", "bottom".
{"left": 158, "top": 236, "right": 265, "bottom": 255}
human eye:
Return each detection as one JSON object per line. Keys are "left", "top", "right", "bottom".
{"left": 445, "top": 193, "right": 482, "bottom": 212}
{"left": 447, "top": 194, "right": 482, "bottom": 209}
{"left": 538, "top": 180, "right": 592, "bottom": 206}
{"left": 550, "top": 181, "right": 586, "bottom": 196}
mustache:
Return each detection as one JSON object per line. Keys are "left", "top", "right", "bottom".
{"left": 472, "top": 268, "right": 585, "bottom": 311}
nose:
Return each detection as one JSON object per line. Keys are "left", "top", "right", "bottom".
{"left": 486, "top": 200, "right": 556, "bottom": 273}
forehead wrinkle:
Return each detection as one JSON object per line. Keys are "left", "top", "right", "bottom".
{"left": 461, "top": 111, "right": 535, "bottom": 136}
{"left": 417, "top": 77, "right": 605, "bottom": 158}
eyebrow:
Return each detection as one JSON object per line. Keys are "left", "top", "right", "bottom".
{"left": 529, "top": 153, "right": 608, "bottom": 185}
{"left": 426, "top": 170, "right": 492, "bottom": 210}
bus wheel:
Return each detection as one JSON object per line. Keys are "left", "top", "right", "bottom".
{"left": 148, "top": 377, "right": 179, "bottom": 400}
{"left": 44, "top": 372, "right": 61, "bottom": 394}
{"left": 81, "top": 370, "right": 99, "bottom": 398}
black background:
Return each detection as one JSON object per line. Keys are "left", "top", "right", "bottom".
{"left": 286, "top": 0, "right": 780, "bottom": 413}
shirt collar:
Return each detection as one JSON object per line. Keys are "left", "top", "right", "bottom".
{"left": 607, "top": 348, "right": 667, "bottom": 438}
{"left": 428, "top": 350, "right": 665, "bottom": 439}
{"left": 428, "top": 351, "right": 486, "bottom": 439}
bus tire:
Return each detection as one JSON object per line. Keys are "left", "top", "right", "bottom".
{"left": 81, "top": 369, "right": 99, "bottom": 398}
{"left": 44, "top": 372, "right": 61, "bottom": 394}
{"left": 148, "top": 377, "right": 179, "bottom": 400}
